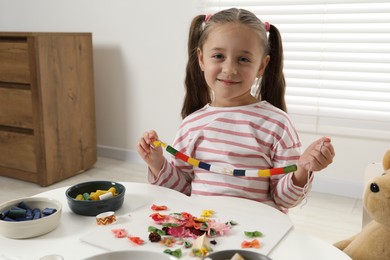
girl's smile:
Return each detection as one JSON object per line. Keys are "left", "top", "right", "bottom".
{"left": 217, "top": 78, "right": 241, "bottom": 86}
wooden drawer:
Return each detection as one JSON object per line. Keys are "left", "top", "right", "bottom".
{"left": 0, "top": 130, "right": 36, "bottom": 173}
{"left": 0, "top": 86, "right": 33, "bottom": 129}
{"left": 0, "top": 32, "right": 97, "bottom": 186}
{"left": 0, "top": 40, "right": 30, "bottom": 84}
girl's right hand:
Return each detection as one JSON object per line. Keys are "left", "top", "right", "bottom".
{"left": 136, "top": 130, "right": 165, "bottom": 175}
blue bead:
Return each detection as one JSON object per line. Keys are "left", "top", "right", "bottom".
{"left": 42, "top": 208, "right": 57, "bottom": 216}
{"left": 233, "top": 169, "right": 246, "bottom": 176}
{"left": 199, "top": 161, "right": 211, "bottom": 171}
{"left": 17, "top": 201, "right": 31, "bottom": 210}
{"left": 32, "top": 208, "right": 41, "bottom": 219}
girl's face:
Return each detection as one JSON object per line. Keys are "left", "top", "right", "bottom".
{"left": 198, "top": 22, "right": 269, "bottom": 107}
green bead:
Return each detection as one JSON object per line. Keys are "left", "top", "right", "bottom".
{"left": 285, "top": 165, "right": 297, "bottom": 173}
{"left": 166, "top": 145, "right": 178, "bottom": 156}
{"left": 83, "top": 192, "right": 91, "bottom": 200}
{"left": 8, "top": 208, "right": 27, "bottom": 218}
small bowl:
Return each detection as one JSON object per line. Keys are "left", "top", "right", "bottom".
{"left": 65, "top": 181, "right": 125, "bottom": 216}
{"left": 204, "top": 250, "right": 271, "bottom": 260}
{"left": 0, "top": 197, "right": 62, "bottom": 239}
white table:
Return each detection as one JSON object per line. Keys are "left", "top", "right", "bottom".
{"left": 0, "top": 182, "right": 350, "bottom": 260}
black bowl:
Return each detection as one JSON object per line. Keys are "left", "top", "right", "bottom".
{"left": 204, "top": 250, "right": 271, "bottom": 260}
{"left": 65, "top": 181, "right": 125, "bottom": 216}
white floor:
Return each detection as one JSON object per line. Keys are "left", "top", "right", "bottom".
{"left": 0, "top": 157, "right": 363, "bottom": 245}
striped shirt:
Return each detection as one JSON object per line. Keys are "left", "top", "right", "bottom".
{"left": 148, "top": 101, "right": 313, "bottom": 213}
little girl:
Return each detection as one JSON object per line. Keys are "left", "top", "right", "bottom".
{"left": 137, "top": 8, "right": 334, "bottom": 213}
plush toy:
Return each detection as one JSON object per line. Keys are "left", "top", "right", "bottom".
{"left": 333, "top": 149, "right": 390, "bottom": 260}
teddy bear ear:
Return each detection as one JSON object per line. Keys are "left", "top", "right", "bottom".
{"left": 383, "top": 149, "right": 390, "bottom": 172}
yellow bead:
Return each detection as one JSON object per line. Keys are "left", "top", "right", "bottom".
{"left": 257, "top": 169, "right": 271, "bottom": 177}
{"left": 75, "top": 194, "right": 84, "bottom": 200}
{"left": 153, "top": 141, "right": 161, "bottom": 147}
{"left": 187, "top": 158, "right": 200, "bottom": 167}
{"left": 107, "top": 187, "right": 117, "bottom": 196}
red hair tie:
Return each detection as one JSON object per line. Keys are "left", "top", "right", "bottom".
{"left": 205, "top": 14, "right": 213, "bottom": 22}
{"left": 264, "top": 22, "right": 270, "bottom": 32}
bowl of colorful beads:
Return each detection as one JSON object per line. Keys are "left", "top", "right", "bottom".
{"left": 0, "top": 197, "right": 62, "bottom": 239}
{"left": 65, "top": 181, "right": 126, "bottom": 216}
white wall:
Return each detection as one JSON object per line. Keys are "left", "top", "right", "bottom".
{"left": 1, "top": 0, "right": 388, "bottom": 199}
{"left": 0, "top": 0, "right": 194, "bottom": 156}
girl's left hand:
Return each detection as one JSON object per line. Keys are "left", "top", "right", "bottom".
{"left": 299, "top": 136, "right": 335, "bottom": 172}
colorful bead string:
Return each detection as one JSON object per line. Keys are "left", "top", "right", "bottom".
{"left": 153, "top": 141, "right": 297, "bottom": 177}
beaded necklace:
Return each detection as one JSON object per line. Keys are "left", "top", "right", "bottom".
{"left": 153, "top": 141, "right": 297, "bottom": 177}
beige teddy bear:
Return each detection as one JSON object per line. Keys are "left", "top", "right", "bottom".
{"left": 333, "top": 149, "right": 390, "bottom": 260}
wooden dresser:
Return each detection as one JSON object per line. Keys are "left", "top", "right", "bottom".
{"left": 0, "top": 32, "right": 97, "bottom": 186}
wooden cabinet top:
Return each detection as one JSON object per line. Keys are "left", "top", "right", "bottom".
{"left": 0, "top": 32, "right": 92, "bottom": 37}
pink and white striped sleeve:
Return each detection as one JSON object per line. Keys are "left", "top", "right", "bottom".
{"left": 270, "top": 172, "right": 314, "bottom": 211}
{"left": 147, "top": 158, "right": 193, "bottom": 196}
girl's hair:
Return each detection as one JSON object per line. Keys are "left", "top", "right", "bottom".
{"left": 181, "top": 8, "right": 286, "bottom": 119}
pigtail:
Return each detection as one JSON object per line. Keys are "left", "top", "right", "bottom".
{"left": 181, "top": 15, "right": 211, "bottom": 119}
{"left": 258, "top": 24, "right": 287, "bottom": 112}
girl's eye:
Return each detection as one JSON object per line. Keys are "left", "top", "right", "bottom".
{"left": 239, "top": 57, "right": 250, "bottom": 63}
{"left": 212, "top": 54, "right": 224, "bottom": 60}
